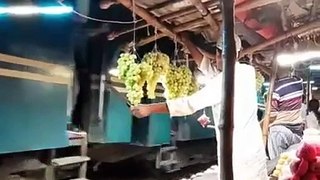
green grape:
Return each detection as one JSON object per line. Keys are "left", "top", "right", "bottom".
{"left": 142, "top": 52, "right": 170, "bottom": 99}
{"left": 117, "top": 53, "right": 137, "bottom": 80}
{"left": 163, "top": 64, "right": 199, "bottom": 99}
{"left": 140, "top": 61, "right": 153, "bottom": 86}
{"left": 116, "top": 53, "right": 146, "bottom": 106}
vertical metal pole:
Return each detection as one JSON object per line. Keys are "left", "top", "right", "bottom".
{"left": 306, "top": 68, "right": 311, "bottom": 115}
{"left": 219, "top": 0, "right": 236, "bottom": 179}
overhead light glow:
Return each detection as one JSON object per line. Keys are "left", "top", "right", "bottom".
{"left": 277, "top": 51, "right": 320, "bottom": 66}
{"left": 312, "top": 87, "right": 318, "bottom": 91}
{"left": 263, "top": 82, "right": 270, "bottom": 86}
{"left": 0, "top": 6, "right": 73, "bottom": 15}
{"left": 310, "top": 65, "right": 320, "bottom": 70}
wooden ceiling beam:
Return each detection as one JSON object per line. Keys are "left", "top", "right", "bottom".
{"left": 116, "top": 0, "right": 218, "bottom": 58}
{"left": 177, "top": 0, "right": 282, "bottom": 33}
{"left": 117, "top": 0, "right": 177, "bottom": 38}
{"left": 160, "top": 1, "right": 220, "bottom": 21}
{"left": 129, "top": 0, "right": 281, "bottom": 46}
{"left": 147, "top": 0, "right": 182, "bottom": 11}
{"left": 189, "top": 0, "right": 220, "bottom": 36}
{"left": 240, "top": 20, "right": 320, "bottom": 57}
{"left": 109, "top": 1, "right": 219, "bottom": 40}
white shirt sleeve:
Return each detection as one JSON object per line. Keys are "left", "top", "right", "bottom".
{"left": 166, "top": 74, "right": 222, "bottom": 117}
{"left": 198, "top": 56, "right": 217, "bottom": 77}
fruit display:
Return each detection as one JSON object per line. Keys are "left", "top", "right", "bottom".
{"left": 163, "top": 64, "right": 198, "bottom": 99}
{"left": 142, "top": 52, "right": 170, "bottom": 99}
{"left": 116, "top": 52, "right": 198, "bottom": 104}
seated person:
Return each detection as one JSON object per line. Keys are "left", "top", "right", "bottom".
{"left": 267, "top": 66, "right": 304, "bottom": 160}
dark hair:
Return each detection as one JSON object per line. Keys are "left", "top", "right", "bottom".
{"left": 309, "top": 99, "right": 320, "bottom": 123}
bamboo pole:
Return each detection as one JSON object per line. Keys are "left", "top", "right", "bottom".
{"left": 240, "top": 20, "right": 320, "bottom": 57}
{"left": 262, "top": 53, "right": 278, "bottom": 145}
{"left": 219, "top": 0, "right": 236, "bottom": 178}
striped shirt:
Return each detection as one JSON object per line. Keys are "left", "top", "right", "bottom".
{"left": 270, "top": 76, "right": 304, "bottom": 126}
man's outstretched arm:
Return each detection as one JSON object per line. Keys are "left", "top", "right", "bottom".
{"left": 131, "top": 76, "right": 221, "bottom": 118}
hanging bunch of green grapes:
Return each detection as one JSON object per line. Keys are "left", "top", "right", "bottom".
{"left": 256, "top": 71, "right": 265, "bottom": 92}
{"left": 117, "top": 53, "right": 136, "bottom": 80}
{"left": 142, "top": 52, "right": 170, "bottom": 99}
{"left": 117, "top": 53, "right": 149, "bottom": 106}
{"left": 139, "top": 61, "right": 153, "bottom": 85}
{"left": 163, "top": 64, "right": 198, "bottom": 99}
{"left": 124, "top": 63, "right": 144, "bottom": 106}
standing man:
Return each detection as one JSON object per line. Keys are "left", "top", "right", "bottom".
{"left": 131, "top": 34, "right": 268, "bottom": 179}
{"left": 180, "top": 32, "right": 219, "bottom": 81}
{"left": 267, "top": 66, "right": 304, "bottom": 160}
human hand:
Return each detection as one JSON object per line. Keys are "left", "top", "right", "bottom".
{"left": 130, "top": 104, "right": 152, "bottom": 118}
{"left": 197, "top": 113, "right": 211, "bottom": 128}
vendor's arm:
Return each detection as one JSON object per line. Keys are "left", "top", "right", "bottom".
{"left": 131, "top": 76, "right": 221, "bottom": 118}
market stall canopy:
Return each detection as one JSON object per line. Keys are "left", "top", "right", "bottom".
{"left": 100, "top": 0, "right": 320, "bottom": 76}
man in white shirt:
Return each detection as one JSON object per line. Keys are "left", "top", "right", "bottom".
{"left": 131, "top": 34, "right": 268, "bottom": 179}
{"left": 179, "top": 32, "right": 218, "bottom": 79}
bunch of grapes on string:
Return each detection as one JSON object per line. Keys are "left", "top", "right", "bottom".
{"left": 162, "top": 37, "right": 198, "bottom": 99}
{"left": 141, "top": 27, "right": 170, "bottom": 99}
{"left": 116, "top": 2, "right": 152, "bottom": 106}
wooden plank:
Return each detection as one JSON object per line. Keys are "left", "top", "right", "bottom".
{"left": 0, "top": 68, "right": 70, "bottom": 85}
{"left": 51, "top": 156, "right": 90, "bottom": 167}
{"left": 0, "top": 53, "right": 69, "bottom": 72}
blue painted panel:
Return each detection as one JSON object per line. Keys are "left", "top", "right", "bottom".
{"left": 147, "top": 113, "right": 171, "bottom": 146}
{"left": 0, "top": 77, "right": 69, "bottom": 154}
{"left": 104, "top": 90, "right": 132, "bottom": 143}
{"left": 131, "top": 98, "right": 171, "bottom": 147}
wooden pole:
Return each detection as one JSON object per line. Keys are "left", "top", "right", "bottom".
{"left": 219, "top": 0, "right": 236, "bottom": 179}
{"left": 306, "top": 69, "right": 311, "bottom": 115}
{"left": 262, "top": 52, "right": 278, "bottom": 145}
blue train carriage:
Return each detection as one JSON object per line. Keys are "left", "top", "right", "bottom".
{"left": 0, "top": 53, "right": 89, "bottom": 179}
{"left": 87, "top": 73, "right": 217, "bottom": 173}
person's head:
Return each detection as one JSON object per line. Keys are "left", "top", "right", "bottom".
{"left": 309, "top": 99, "right": 319, "bottom": 112}
{"left": 277, "top": 66, "right": 291, "bottom": 79}
{"left": 215, "top": 34, "right": 242, "bottom": 71}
